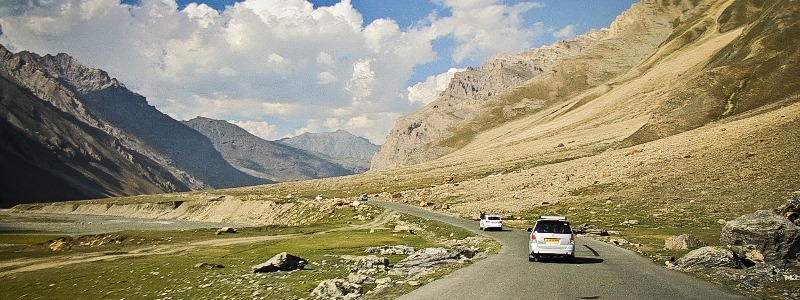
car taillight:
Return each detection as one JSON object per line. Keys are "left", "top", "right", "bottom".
{"left": 531, "top": 232, "right": 536, "bottom": 240}
{"left": 570, "top": 234, "right": 575, "bottom": 244}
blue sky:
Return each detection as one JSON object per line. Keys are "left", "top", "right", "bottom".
{"left": 1, "top": 0, "right": 637, "bottom": 143}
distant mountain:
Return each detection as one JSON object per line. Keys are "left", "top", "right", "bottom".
{"left": 0, "top": 44, "right": 267, "bottom": 207}
{"left": 184, "top": 117, "right": 352, "bottom": 182}
{"left": 278, "top": 130, "right": 380, "bottom": 173}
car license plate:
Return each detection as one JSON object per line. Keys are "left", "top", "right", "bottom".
{"left": 545, "top": 238, "right": 560, "bottom": 244}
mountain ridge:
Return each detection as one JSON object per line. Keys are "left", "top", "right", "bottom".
{"left": 183, "top": 117, "right": 354, "bottom": 182}
{"left": 278, "top": 129, "right": 379, "bottom": 174}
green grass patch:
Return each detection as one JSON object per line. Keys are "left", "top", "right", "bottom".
{"left": 0, "top": 209, "right": 497, "bottom": 300}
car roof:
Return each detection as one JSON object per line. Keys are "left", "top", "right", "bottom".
{"left": 536, "top": 215, "right": 567, "bottom": 221}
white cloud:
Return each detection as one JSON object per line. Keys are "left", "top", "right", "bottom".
{"left": 407, "top": 68, "right": 466, "bottom": 105}
{"left": 0, "top": 0, "right": 546, "bottom": 144}
{"left": 552, "top": 24, "right": 577, "bottom": 40}
{"left": 427, "top": 0, "right": 544, "bottom": 62}
{"left": 228, "top": 120, "right": 278, "bottom": 140}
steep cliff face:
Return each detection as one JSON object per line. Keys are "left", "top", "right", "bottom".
{"left": 0, "top": 45, "right": 267, "bottom": 207}
{"left": 371, "top": 0, "right": 700, "bottom": 171}
{"left": 184, "top": 117, "right": 353, "bottom": 182}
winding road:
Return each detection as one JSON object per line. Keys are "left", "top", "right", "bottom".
{"left": 372, "top": 201, "right": 749, "bottom": 300}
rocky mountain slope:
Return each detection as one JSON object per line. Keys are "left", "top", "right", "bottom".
{"left": 184, "top": 117, "right": 353, "bottom": 182}
{"left": 372, "top": 0, "right": 793, "bottom": 171}
{"left": 278, "top": 130, "right": 379, "bottom": 173}
{"left": 0, "top": 45, "right": 267, "bottom": 207}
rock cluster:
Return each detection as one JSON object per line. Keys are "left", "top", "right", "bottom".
{"left": 46, "top": 233, "right": 128, "bottom": 251}
{"left": 310, "top": 245, "right": 482, "bottom": 299}
{"left": 667, "top": 192, "right": 800, "bottom": 294}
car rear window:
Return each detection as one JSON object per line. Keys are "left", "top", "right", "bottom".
{"left": 534, "top": 221, "right": 571, "bottom": 234}
{"left": 488, "top": 216, "right": 501, "bottom": 220}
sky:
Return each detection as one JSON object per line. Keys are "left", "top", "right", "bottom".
{"left": 0, "top": 0, "right": 637, "bottom": 144}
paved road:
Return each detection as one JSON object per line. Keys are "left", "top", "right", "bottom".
{"left": 371, "top": 201, "right": 749, "bottom": 300}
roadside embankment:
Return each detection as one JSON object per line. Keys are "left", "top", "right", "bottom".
{"left": 10, "top": 195, "right": 364, "bottom": 226}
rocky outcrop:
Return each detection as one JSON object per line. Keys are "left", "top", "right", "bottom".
{"left": 668, "top": 192, "right": 800, "bottom": 295}
{"left": 252, "top": 252, "right": 308, "bottom": 273}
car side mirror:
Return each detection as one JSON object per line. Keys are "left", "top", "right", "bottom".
{"left": 526, "top": 227, "right": 532, "bottom": 232}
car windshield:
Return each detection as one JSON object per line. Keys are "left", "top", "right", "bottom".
{"left": 534, "top": 221, "right": 571, "bottom": 234}
{"left": 488, "top": 216, "right": 501, "bottom": 220}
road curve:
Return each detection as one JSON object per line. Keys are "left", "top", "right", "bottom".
{"left": 371, "top": 200, "right": 749, "bottom": 300}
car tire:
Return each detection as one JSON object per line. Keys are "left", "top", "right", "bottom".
{"left": 566, "top": 255, "right": 575, "bottom": 263}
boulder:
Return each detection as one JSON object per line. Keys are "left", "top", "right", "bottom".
{"left": 670, "top": 246, "right": 736, "bottom": 272}
{"left": 215, "top": 227, "right": 237, "bottom": 235}
{"left": 721, "top": 210, "right": 800, "bottom": 262}
{"left": 252, "top": 252, "right": 307, "bottom": 273}
{"left": 664, "top": 234, "right": 707, "bottom": 250}
{"left": 390, "top": 247, "right": 462, "bottom": 278}
{"left": 311, "top": 279, "right": 361, "bottom": 299}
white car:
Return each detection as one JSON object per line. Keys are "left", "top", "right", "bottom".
{"left": 527, "top": 216, "right": 575, "bottom": 262}
{"left": 479, "top": 214, "right": 503, "bottom": 231}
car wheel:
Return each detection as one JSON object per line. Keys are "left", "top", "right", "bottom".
{"left": 566, "top": 255, "right": 575, "bottom": 263}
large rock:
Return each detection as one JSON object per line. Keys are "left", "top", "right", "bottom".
{"left": 670, "top": 246, "right": 736, "bottom": 272}
{"left": 311, "top": 279, "right": 361, "bottom": 299}
{"left": 252, "top": 252, "right": 307, "bottom": 273}
{"left": 664, "top": 234, "right": 706, "bottom": 250}
{"left": 389, "top": 247, "right": 464, "bottom": 278}
{"left": 721, "top": 210, "right": 800, "bottom": 262}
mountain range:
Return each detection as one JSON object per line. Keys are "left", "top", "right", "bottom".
{"left": 184, "top": 117, "right": 377, "bottom": 182}
{"left": 0, "top": 46, "right": 377, "bottom": 207}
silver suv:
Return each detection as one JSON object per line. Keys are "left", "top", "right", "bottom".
{"left": 527, "top": 216, "right": 575, "bottom": 262}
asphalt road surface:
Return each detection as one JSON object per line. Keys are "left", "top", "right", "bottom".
{"left": 371, "top": 201, "right": 749, "bottom": 300}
